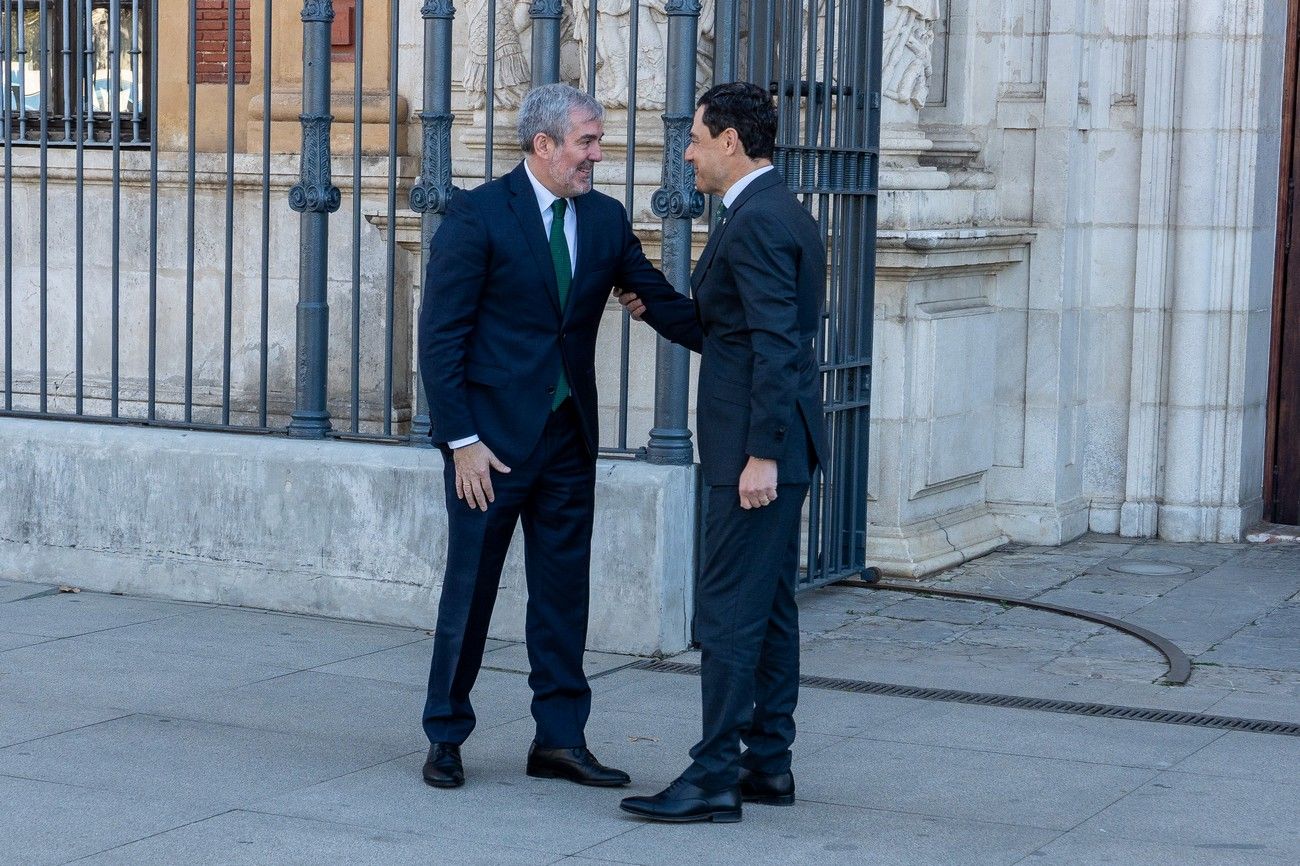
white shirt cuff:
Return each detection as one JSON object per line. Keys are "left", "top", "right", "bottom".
{"left": 448, "top": 435, "right": 480, "bottom": 449}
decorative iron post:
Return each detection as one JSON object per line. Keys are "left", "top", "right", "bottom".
{"left": 647, "top": 0, "right": 705, "bottom": 464}
{"left": 287, "top": 0, "right": 340, "bottom": 438}
{"left": 409, "top": 0, "right": 457, "bottom": 443}
{"left": 714, "top": 0, "right": 739, "bottom": 85}
{"left": 529, "top": 0, "right": 563, "bottom": 86}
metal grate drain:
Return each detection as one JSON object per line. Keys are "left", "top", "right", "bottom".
{"left": 632, "top": 660, "right": 1300, "bottom": 737}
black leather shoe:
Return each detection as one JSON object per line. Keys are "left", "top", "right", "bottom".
{"left": 526, "top": 743, "right": 631, "bottom": 787}
{"left": 422, "top": 743, "right": 464, "bottom": 788}
{"left": 619, "top": 778, "right": 742, "bottom": 823}
{"left": 739, "top": 767, "right": 795, "bottom": 805}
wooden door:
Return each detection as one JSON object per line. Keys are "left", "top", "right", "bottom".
{"left": 1267, "top": 0, "right": 1300, "bottom": 525}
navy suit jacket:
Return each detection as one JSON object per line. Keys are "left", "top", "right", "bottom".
{"left": 418, "top": 162, "right": 678, "bottom": 467}
{"left": 635, "top": 170, "right": 829, "bottom": 486}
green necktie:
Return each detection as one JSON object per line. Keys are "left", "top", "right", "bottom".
{"left": 716, "top": 202, "right": 728, "bottom": 224}
{"left": 549, "top": 198, "right": 571, "bottom": 411}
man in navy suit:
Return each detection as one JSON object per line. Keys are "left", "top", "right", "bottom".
{"left": 616, "top": 82, "right": 829, "bottom": 822}
{"left": 417, "top": 83, "right": 676, "bottom": 789}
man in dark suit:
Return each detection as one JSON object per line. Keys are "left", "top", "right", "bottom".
{"left": 417, "top": 83, "right": 678, "bottom": 790}
{"left": 616, "top": 82, "right": 828, "bottom": 823}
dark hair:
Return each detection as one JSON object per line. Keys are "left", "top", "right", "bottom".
{"left": 697, "top": 82, "right": 778, "bottom": 160}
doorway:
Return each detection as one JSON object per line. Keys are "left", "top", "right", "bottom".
{"left": 1267, "top": 0, "right": 1300, "bottom": 525}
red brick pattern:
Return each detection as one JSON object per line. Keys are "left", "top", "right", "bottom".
{"left": 194, "top": 1, "right": 251, "bottom": 85}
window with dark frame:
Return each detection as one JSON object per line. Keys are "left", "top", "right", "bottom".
{"left": 3, "top": 0, "right": 152, "bottom": 146}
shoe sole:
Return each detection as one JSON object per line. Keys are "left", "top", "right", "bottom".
{"left": 619, "top": 804, "right": 742, "bottom": 823}
{"left": 527, "top": 768, "right": 630, "bottom": 788}
{"left": 423, "top": 775, "right": 464, "bottom": 789}
{"left": 742, "top": 793, "right": 795, "bottom": 806}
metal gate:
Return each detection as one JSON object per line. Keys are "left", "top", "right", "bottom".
{"left": 709, "top": 1, "right": 881, "bottom": 587}
{"left": 0, "top": 0, "right": 879, "bottom": 586}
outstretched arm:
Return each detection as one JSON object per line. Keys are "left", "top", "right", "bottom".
{"left": 613, "top": 215, "right": 704, "bottom": 353}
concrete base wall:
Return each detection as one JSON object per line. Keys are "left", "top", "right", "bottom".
{"left": 0, "top": 419, "right": 696, "bottom": 656}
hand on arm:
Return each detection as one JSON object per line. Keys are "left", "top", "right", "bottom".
{"left": 614, "top": 288, "right": 646, "bottom": 321}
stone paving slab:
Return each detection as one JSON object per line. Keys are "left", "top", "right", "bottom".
{"left": 1206, "top": 691, "right": 1300, "bottom": 724}
{"left": 872, "top": 702, "right": 1223, "bottom": 769}
{"left": 88, "top": 606, "right": 431, "bottom": 671}
{"left": 72, "top": 810, "right": 561, "bottom": 866}
{"left": 146, "top": 669, "right": 444, "bottom": 750}
{"left": 0, "top": 580, "right": 54, "bottom": 604}
{"left": 250, "top": 751, "right": 641, "bottom": 857}
{"left": 0, "top": 631, "right": 295, "bottom": 712}
{"left": 0, "top": 630, "right": 49, "bottom": 652}
{"left": 0, "top": 774, "right": 219, "bottom": 866}
{"left": 1169, "top": 730, "right": 1300, "bottom": 784}
{"left": 0, "top": 590, "right": 198, "bottom": 639}
{"left": 0, "top": 713, "right": 404, "bottom": 810}
{"left": 1, "top": 536, "right": 1298, "bottom": 864}
{"left": 583, "top": 804, "right": 1057, "bottom": 866}
{"left": 1075, "top": 772, "right": 1300, "bottom": 858}
{"left": 793, "top": 736, "right": 1157, "bottom": 831}
{"left": 1024, "top": 832, "right": 1294, "bottom": 865}
{"left": 0, "top": 699, "right": 130, "bottom": 750}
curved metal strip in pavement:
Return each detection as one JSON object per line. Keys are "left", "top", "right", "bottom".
{"left": 834, "top": 578, "right": 1193, "bottom": 686}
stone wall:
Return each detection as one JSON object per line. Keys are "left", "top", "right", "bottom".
{"left": 1, "top": 0, "right": 1288, "bottom": 584}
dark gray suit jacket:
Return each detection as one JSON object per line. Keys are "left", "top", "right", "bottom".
{"left": 637, "top": 170, "right": 830, "bottom": 486}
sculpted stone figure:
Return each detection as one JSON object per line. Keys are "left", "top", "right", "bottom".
{"left": 463, "top": 0, "right": 532, "bottom": 110}
{"left": 463, "top": 2, "right": 585, "bottom": 110}
{"left": 881, "top": 0, "right": 940, "bottom": 108}
{"left": 572, "top": 0, "right": 715, "bottom": 110}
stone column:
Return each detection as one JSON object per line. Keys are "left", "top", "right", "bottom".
{"left": 1120, "top": 0, "right": 1283, "bottom": 541}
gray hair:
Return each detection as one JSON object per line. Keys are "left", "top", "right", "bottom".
{"left": 517, "top": 84, "right": 604, "bottom": 153}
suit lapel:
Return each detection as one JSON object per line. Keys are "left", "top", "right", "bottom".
{"left": 691, "top": 169, "right": 785, "bottom": 292}
{"left": 569, "top": 192, "right": 598, "bottom": 321}
{"left": 507, "top": 163, "right": 563, "bottom": 320}
{"left": 691, "top": 219, "right": 729, "bottom": 291}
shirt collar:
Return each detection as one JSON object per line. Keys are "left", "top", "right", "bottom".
{"left": 722, "top": 164, "right": 775, "bottom": 209}
{"left": 523, "top": 159, "right": 570, "bottom": 215}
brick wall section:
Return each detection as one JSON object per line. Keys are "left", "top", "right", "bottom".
{"left": 194, "top": 1, "right": 251, "bottom": 85}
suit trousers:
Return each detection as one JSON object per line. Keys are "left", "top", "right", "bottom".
{"left": 682, "top": 479, "right": 809, "bottom": 790}
{"left": 422, "top": 400, "right": 596, "bottom": 748}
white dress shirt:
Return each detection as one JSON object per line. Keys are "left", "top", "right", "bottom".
{"left": 449, "top": 160, "right": 579, "bottom": 450}
{"left": 722, "top": 164, "right": 775, "bottom": 209}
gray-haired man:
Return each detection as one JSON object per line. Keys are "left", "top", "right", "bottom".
{"left": 417, "top": 83, "right": 676, "bottom": 789}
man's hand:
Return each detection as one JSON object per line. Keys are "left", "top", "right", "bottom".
{"left": 738, "top": 456, "right": 779, "bottom": 510}
{"left": 614, "top": 288, "right": 646, "bottom": 321}
{"left": 452, "top": 441, "right": 511, "bottom": 511}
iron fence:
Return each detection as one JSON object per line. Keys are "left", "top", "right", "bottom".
{"left": 0, "top": 0, "right": 880, "bottom": 585}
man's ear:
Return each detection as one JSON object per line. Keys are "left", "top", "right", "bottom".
{"left": 532, "top": 132, "right": 553, "bottom": 157}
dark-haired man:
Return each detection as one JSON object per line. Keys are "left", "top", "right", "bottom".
{"left": 617, "top": 82, "right": 829, "bottom": 823}
{"left": 418, "top": 83, "right": 679, "bottom": 791}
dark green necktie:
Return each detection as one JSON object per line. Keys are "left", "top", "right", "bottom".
{"left": 549, "top": 198, "right": 571, "bottom": 410}
{"left": 716, "top": 202, "right": 728, "bottom": 224}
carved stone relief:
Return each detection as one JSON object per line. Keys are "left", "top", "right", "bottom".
{"left": 882, "top": 0, "right": 941, "bottom": 110}
{"left": 461, "top": 1, "right": 714, "bottom": 112}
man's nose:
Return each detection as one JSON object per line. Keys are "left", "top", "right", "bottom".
{"left": 589, "top": 143, "right": 604, "bottom": 162}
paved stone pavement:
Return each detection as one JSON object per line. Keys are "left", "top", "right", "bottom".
{"left": 0, "top": 535, "right": 1297, "bottom": 864}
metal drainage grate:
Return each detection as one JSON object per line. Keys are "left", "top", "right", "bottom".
{"left": 632, "top": 660, "right": 1300, "bottom": 737}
